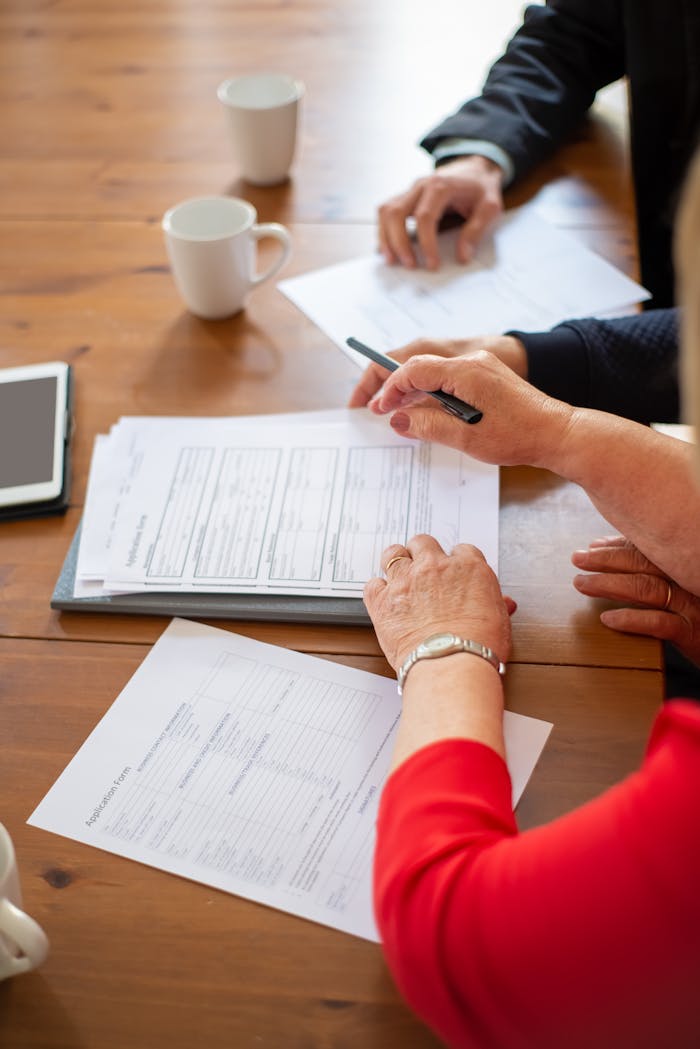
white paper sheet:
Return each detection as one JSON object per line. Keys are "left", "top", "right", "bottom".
{"left": 77, "top": 409, "right": 498, "bottom": 598}
{"left": 279, "top": 207, "right": 650, "bottom": 368}
{"left": 28, "top": 618, "right": 552, "bottom": 941}
{"left": 651, "top": 423, "right": 695, "bottom": 443}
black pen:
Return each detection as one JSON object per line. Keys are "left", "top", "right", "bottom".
{"left": 346, "top": 337, "right": 483, "bottom": 425}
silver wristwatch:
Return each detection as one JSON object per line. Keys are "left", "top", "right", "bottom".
{"left": 397, "top": 632, "right": 506, "bottom": 696}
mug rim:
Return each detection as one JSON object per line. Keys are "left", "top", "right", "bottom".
{"left": 0, "top": 823, "right": 14, "bottom": 886}
{"left": 217, "top": 73, "right": 304, "bottom": 110}
{"left": 162, "top": 196, "right": 256, "bottom": 242}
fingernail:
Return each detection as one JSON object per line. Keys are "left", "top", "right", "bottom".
{"left": 391, "top": 412, "right": 410, "bottom": 433}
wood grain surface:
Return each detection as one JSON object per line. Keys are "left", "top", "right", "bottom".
{"left": 0, "top": 2, "right": 661, "bottom": 1046}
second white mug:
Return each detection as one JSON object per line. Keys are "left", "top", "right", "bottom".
{"left": 217, "top": 73, "right": 304, "bottom": 186}
{"left": 162, "top": 196, "right": 292, "bottom": 320}
{"left": 0, "top": 823, "right": 50, "bottom": 981}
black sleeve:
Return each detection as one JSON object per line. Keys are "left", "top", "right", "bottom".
{"left": 421, "top": 0, "right": 625, "bottom": 182}
{"left": 507, "top": 309, "right": 680, "bottom": 424}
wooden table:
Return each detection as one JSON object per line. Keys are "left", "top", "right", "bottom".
{"left": 0, "top": 3, "right": 662, "bottom": 1047}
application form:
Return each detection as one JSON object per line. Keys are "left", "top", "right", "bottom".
{"left": 29, "top": 618, "right": 552, "bottom": 941}
{"left": 91, "top": 410, "right": 497, "bottom": 597}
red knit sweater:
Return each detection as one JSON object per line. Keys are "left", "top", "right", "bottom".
{"left": 374, "top": 701, "right": 700, "bottom": 1049}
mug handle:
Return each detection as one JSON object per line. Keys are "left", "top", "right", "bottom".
{"left": 0, "top": 898, "right": 50, "bottom": 976}
{"left": 250, "top": 223, "right": 292, "bottom": 286}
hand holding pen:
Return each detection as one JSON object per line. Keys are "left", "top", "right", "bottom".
{"left": 349, "top": 338, "right": 573, "bottom": 468}
{"left": 346, "top": 337, "right": 483, "bottom": 423}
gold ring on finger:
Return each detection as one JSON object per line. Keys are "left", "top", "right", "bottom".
{"left": 384, "top": 554, "right": 408, "bottom": 576}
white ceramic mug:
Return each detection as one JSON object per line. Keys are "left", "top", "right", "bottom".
{"left": 0, "top": 823, "right": 49, "bottom": 980}
{"left": 162, "top": 196, "right": 292, "bottom": 320}
{"left": 217, "top": 73, "right": 304, "bottom": 186}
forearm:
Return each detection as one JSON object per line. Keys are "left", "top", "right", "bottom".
{"left": 547, "top": 408, "right": 700, "bottom": 592}
{"left": 421, "top": 2, "right": 624, "bottom": 180}
{"left": 389, "top": 656, "right": 506, "bottom": 775}
{"left": 511, "top": 309, "right": 680, "bottom": 424}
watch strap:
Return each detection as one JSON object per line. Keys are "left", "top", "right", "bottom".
{"left": 397, "top": 636, "right": 506, "bottom": 696}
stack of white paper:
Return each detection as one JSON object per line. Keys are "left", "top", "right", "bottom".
{"left": 76, "top": 408, "right": 499, "bottom": 600}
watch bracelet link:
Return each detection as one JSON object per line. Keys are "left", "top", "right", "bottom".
{"left": 397, "top": 634, "right": 506, "bottom": 696}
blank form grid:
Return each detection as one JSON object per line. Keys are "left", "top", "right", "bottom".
{"left": 101, "top": 650, "right": 387, "bottom": 907}
{"left": 333, "top": 445, "right": 414, "bottom": 582}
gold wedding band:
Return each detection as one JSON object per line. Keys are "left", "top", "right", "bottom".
{"left": 663, "top": 580, "right": 673, "bottom": 611}
{"left": 384, "top": 554, "right": 408, "bottom": 575}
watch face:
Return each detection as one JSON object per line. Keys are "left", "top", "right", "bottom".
{"left": 418, "top": 633, "right": 459, "bottom": 657}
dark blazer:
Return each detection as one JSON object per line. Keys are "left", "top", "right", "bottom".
{"left": 421, "top": 0, "right": 700, "bottom": 308}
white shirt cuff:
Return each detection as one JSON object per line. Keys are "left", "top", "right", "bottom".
{"left": 431, "top": 139, "right": 515, "bottom": 187}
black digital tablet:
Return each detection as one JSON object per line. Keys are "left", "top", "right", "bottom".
{"left": 0, "top": 361, "right": 73, "bottom": 520}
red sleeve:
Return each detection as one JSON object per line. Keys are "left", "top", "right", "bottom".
{"left": 374, "top": 701, "right": 700, "bottom": 1049}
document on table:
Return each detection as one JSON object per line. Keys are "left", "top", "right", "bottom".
{"left": 28, "top": 618, "right": 553, "bottom": 941}
{"left": 279, "top": 206, "right": 650, "bottom": 369}
{"left": 651, "top": 423, "right": 695, "bottom": 443}
{"left": 75, "top": 408, "right": 498, "bottom": 598}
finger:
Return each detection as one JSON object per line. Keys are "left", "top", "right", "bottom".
{"left": 571, "top": 543, "right": 658, "bottom": 576}
{"left": 451, "top": 541, "right": 488, "bottom": 566}
{"left": 600, "top": 607, "right": 691, "bottom": 647}
{"left": 456, "top": 196, "right": 501, "bottom": 263}
{"left": 364, "top": 342, "right": 444, "bottom": 410}
{"left": 405, "top": 534, "right": 446, "bottom": 562}
{"left": 573, "top": 571, "right": 672, "bottom": 608}
{"left": 389, "top": 401, "right": 464, "bottom": 448}
{"left": 363, "top": 575, "right": 387, "bottom": 611}
{"left": 414, "top": 214, "right": 441, "bottom": 271}
{"left": 374, "top": 355, "right": 473, "bottom": 412}
{"left": 503, "top": 596, "right": 518, "bottom": 616}
{"left": 413, "top": 183, "right": 455, "bottom": 270}
{"left": 347, "top": 363, "right": 393, "bottom": 408}
{"left": 587, "top": 535, "right": 628, "bottom": 548}
{"left": 381, "top": 542, "right": 411, "bottom": 564}
{"left": 378, "top": 187, "right": 423, "bottom": 269}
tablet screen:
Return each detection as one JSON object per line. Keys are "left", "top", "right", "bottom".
{"left": 0, "top": 376, "right": 59, "bottom": 488}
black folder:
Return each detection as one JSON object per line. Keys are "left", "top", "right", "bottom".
{"left": 50, "top": 521, "right": 371, "bottom": 625}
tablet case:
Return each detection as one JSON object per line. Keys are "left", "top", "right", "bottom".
{"left": 50, "top": 521, "right": 371, "bottom": 625}
{"left": 0, "top": 366, "right": 73, "bottom": 523}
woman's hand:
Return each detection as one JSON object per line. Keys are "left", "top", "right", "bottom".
{"left": 377, "top": 155, "right": 504, "bottom": 271}
{"left": 364, "top": 534, "right": 514, "bottom": 672}
{"left": 368, "top": 349, "right": 574, "bottom": 469}
{"left": 347, "top": 335, "right": 528, "bottom": 409}
{"left": 572, "top": 536, "right": 700, "bottom": 666}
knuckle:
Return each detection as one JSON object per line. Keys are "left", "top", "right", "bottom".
{"left": 414, "top": 207, "right": 438, "bottom": 229}
{"left": 633, "top": 574, "right": 663, "bottom": 608}
{"left": 406, "top": 338, "right": 432, "bottom": 356}
{"left": 636, "top": 575, "right": 664, "bottom": 604}
{"left": 427, "top": 174, "right": 449, "bottom": 193}
{"left": 379, "top": 200, "right": 403, "bottom": 221}
{"left": 363, "top": 578, "right": 381, "bottom": 605}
